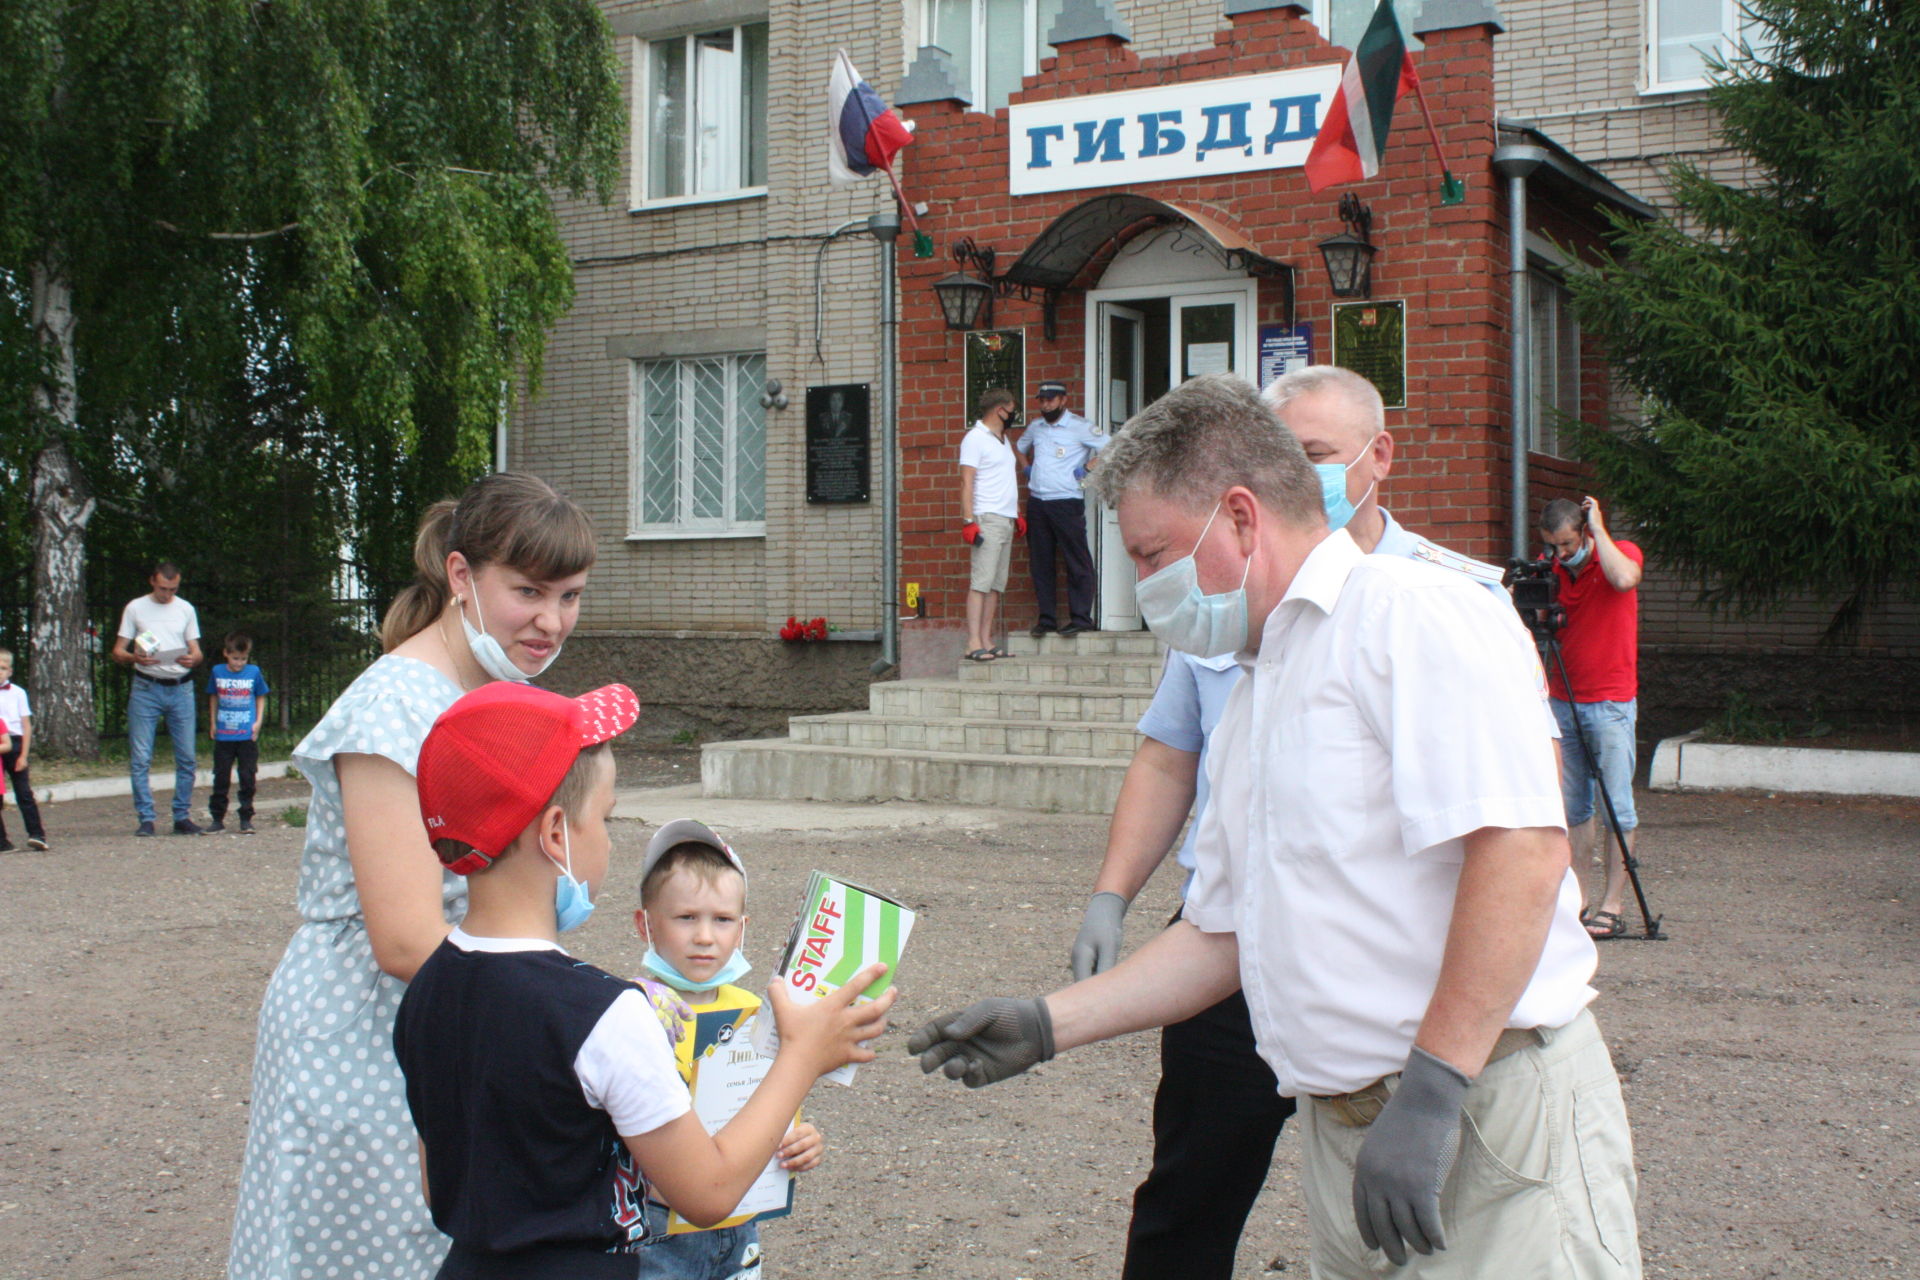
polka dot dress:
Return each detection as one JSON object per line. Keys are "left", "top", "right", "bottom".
{"left": 228, "top": 656, "right": 467, "bottom": 1280}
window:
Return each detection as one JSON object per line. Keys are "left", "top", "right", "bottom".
{"left": 1646, "top": 0, "right": 1759, "bottom": 92}
{"left": 1324, "top": 0, "right": 1426, "bottom": 51}
{"left": 637, "top": 22, "right": 768, "bottom": 204}
{"left": 630, "top": 354, "right": 766, "bottom": 536}
{"left": 922, "top": 0, "right": 1065, "bottom": 113}
{"left": 1528, "top": 270, "right": 1580, "bottom": 458}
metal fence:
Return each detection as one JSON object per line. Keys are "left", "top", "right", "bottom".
{"left": 0, "top": 581, "right": 381, "bottom": 744}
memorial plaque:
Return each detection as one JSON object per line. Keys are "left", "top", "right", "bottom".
{"left": 1331, "top": 300, "right": 1407, "bottom": 409}
{"left": 963, "top": 329, "right": 1026, "bottom": 428}
{"left": 805, "top": 383, "right": 870, "bottom": 504}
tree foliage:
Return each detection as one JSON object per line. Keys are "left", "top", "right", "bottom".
{"left": 1564, "top": 0, "right": 1920, "bottom": 629}
{"left": 0, "top": 0, "right": 623, "bottom": 751}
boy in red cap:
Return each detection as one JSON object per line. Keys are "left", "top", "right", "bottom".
{"left": 396, "top": 683, "right": 895, "bottom": 1280}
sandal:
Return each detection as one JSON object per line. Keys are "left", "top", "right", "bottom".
{"left": 1584, "top": 910, "right": 1627, "bottom": 940}
{"left": 964, "top": 649, "right": 997, "bottom": 662}
{"left": 992, "top": 646, "right": 1014, "bottom": 658}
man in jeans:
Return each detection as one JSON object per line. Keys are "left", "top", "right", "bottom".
{"left": 1539, "top": 496, "right": 1645, "bottom": 939}
{"left": 112, "top": 562, "right": 205, "bottom": 836}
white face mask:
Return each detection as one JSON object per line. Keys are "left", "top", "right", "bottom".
{"left": 1133, "top": 502, "right": 1253, "bottom": 659}
{"left": 459, "top": 585, "right": 560, "bottom": 683}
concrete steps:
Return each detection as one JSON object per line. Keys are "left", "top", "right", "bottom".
{"left": 700, "top": 629, "right": 1166, "bottom": 814}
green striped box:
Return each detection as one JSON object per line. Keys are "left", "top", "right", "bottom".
{"left": 750, "top": 871, "right": 916, "bottom": 1084}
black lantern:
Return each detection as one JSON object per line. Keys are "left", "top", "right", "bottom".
{"left": 931, "top": 238, "right": 999, "bottom": 331}
{"left": 932, "top": 271, "right": 994, "bottom": 330}
{"left": 1317, "top": 194, "right": 1377, "bottom": 299}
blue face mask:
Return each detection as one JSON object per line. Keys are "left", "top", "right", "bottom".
{"left": 550, "top": 823, "right": 595, "bottom": 933}
{"left": 459, "top": 583, "right": 561, "bottom": 684}
{"left": 641, "top": 945, "right": 753, "bottom": 994}
{"left": 1560, "top": 540, "right": 1592, "bottom": 570}
{"left": 1134, "top": 502, "right": 1253, "bottom": 659}
{"left": 1314, "top": 437, "right": 1380, "bottom": 533}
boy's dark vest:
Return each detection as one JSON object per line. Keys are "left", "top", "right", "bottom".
{"left": 394, "top": 941, "right": 654, "bottom": 1262}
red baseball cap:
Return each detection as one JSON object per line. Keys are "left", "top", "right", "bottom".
{"left": 417, "top": 682, "right": 640, "bottom": 875}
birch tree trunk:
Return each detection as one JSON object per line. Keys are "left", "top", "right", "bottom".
{"left": 29, "top": 254, "right": 100, "bottom": 758}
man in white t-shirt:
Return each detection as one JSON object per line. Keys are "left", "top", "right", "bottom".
{"left": 957, "top": 388, "right": 1023, "bottom": 662}
{"left": 111, "top": 562, "right": 205, "bottom": 836}
{"left": 911, "top": 376, "right": 1638, "bottom": 1279}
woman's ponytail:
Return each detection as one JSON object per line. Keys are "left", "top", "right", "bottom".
{"left": 379, "top": 500, "right": 459, "bottom": 652}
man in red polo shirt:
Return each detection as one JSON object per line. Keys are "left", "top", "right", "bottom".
{"left": 1539, "top": 496, "right": 1644, "bottom": 939}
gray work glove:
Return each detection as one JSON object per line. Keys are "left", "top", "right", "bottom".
{"left": 1069, "top": 891, "right": 1129, "bottom": 981}
{"left": 907, "top": 998, "right": 1055, "bottom": 1089}
{"left": 1351, "top": 1046, "right": 1473, "bottom": 1266}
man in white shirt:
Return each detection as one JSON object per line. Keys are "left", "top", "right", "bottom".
{"left": 111, "top": 562, "right": 205, "bottom": 836}
{"left": 913, "top": 375, "right": 1639, "bottom": 1278}
{"left": 957, "top": 389, "right": 1023, "bottom": 662}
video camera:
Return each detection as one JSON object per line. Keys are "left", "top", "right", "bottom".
{"left": 1503, "top": 558, "right": 1564, "bottom": 642}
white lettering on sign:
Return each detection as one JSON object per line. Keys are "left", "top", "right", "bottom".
{"left": 1007, "top": 64, "right": 1343, "bottom": 197}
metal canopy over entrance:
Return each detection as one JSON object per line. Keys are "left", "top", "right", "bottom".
{"left": 1000, "top": 194, "right": 1293, "bottom": 336}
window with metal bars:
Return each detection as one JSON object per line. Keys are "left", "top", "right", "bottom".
{"left": 629, "top": 353, "right": 766, "bottom": 537}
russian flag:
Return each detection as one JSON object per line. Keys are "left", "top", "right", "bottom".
{"left": 829, "top": 50, "right": 914, "bottom": 185}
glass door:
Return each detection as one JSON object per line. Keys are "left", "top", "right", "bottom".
{"left": 1094, "top": 303, "right": 1146, "bottom": 631}
{"left": 1173, "top": 293, "right": 1244, "bottom": 383}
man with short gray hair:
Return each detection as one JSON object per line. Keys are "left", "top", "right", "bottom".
{"left": 1071, "top": 365, "right": 1507, "bottom": 1278}
{"left": 915, "top": 375, "right": 1639, "bottom": 1278}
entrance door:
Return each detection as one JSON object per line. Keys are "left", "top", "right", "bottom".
{"left": 1093, "top": 303, "right": 1147, "bottom": 631}
{"left": 1088, "top": 287, "right": 1251, "bottom": 630}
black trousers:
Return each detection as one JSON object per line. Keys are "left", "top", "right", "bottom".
{"left": 210, "top": 739, "right": 259, "bottom": 822}
{"left": 1121, "top": 988, "right": 1296, "bottom": 1280}
{"left": 1028, "top": 496, "right": 1096, "bottom": 630}
{"left": 0, "top": 740, "right": 44, "bottom": 841}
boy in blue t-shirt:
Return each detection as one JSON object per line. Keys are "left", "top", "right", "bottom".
{"left": 205, "top": 632, "right": 270, "bottom": 834}
{"left": 397, "top": 682, "right": 895, "bottom": 1280}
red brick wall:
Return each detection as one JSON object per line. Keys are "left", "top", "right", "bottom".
{"left": 893, "top": 8, "right": 1545, "bottom": 626}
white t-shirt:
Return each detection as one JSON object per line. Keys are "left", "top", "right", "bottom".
{"left": 117, "top": 595, "right": 201, "bottom": 680}
{"left": 446, "top": 929, "right": 690, "bottom": 1137}
{"left": 959, "top": 422, "right": 1019, "bottom": 519}
{"left": 1185, "top": 529, "right": 1594, "bottom": 1097}
{"left": 0, "top": 683, "right": 29, "bottom": 735}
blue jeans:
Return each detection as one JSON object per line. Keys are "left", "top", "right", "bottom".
{"left": 128, "top": 677, "right": 197, "bottom": 823}
{"left": 1551, "top": 698, "right": 1637, "bottom": 833}
{"left": 632, "top": 1201, "right": 761, "bottom": 1280}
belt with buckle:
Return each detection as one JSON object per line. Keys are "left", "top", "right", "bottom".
{"left": 134, "top": 672, "right": 190, "bottom": 687}
{"left": 1312, "top": 1027, "right": 1545, "bottom": 1128}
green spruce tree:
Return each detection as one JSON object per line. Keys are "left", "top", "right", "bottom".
{"left": 1565, "top": 0, "right": 1920, "bottom": 634}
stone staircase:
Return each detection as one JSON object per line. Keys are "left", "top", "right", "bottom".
{"left": 699, "top": 630, "right": 1165, "bottom": 813}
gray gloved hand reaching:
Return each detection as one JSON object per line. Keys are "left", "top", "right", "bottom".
{"left": 907, "top": 997, "right": 1055, "bottom": 1088}
{"left": 1069, "top": 892, "right": 1129, "bottom": 981}
{"left": 1350, "top": 1045, "right": 1473, "bottom": 1266}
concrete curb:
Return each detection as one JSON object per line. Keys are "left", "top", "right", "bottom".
{"left": 20, "top": 761, "right": 296, "bottom": 806}
{"left": 1650, "top": 731, "right": 1920, "bottom": 798}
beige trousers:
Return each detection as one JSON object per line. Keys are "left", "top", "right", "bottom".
{"left": 1300, "top": 1010, "right": 1640, "bottom": 1280}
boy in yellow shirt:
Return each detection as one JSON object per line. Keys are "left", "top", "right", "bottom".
{"left": 632, "top": 819, "right": 821, "bottom": 1279}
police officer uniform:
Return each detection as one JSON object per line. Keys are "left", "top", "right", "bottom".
{"left": 1016, "top": 381, "right": 1107, "bottom": 635}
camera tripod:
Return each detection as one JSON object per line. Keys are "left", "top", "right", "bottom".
{"left": 1534, "top": 630, "right": 1667, "bottom": 942}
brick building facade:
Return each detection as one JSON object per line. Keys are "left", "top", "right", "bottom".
{"left": 518, "top": 0, "right": 1915, "bottom": 739}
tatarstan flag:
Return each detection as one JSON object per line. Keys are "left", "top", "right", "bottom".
{"left": 1304, "top": 0, "right": 1422, "bottom": 192}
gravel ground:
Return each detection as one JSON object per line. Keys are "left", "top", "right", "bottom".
{"left": 1, "top": 780, "right": 1916, "bottom": 1279}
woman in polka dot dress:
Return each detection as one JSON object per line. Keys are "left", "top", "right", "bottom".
{"left": 228, "top": 474, "right": 598, "bottom": 1280}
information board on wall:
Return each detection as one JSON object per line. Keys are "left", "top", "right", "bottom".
{"left": 963, "top": 330, "right": 1026, "bottom": 428}
{"left": 1257, "top": 322, "right": 1314, "bottom": 388}
{"left": 1331, "top": 301, "right": 1407, "bottom": 409}
{"left": 805, "top": 383, "right": 870, "bottom": 504}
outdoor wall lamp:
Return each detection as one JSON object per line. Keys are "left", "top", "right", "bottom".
{"left": 932, "top": 238, "right": 999, "bottom": 330}
{"left": 1317, "top": 194, "right": 1377, "bottom": 299}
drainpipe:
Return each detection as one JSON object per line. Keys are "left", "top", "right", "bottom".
{"left": 868, "top": 209, "right": 902, "bottom": 677}
{"left": 1491, "top": 144, "right": 1546, "bottom": 563}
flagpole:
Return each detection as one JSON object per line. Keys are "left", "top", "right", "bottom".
{"left": 1406, "top": 69, "right": 1465, "bottom": 205}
